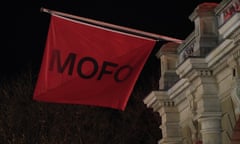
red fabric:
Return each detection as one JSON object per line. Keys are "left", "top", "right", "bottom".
{"left": 33, "top": 15, "right": 156, "bottom": 110}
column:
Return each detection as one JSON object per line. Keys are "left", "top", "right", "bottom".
{"left": 159, "top": 99, "right": 182, "bottom": 144}
{"left": 195, "top": 74, "right": 222, "bottom": 144}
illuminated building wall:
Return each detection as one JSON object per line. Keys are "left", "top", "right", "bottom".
{"left": 144, "top": 0, "right": 240, "bottom": 143}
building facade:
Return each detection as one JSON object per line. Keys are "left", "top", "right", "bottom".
{"left": 144, "top": 0, "right": 240, "bottom": 143}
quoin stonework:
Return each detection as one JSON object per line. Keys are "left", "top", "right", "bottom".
{"left": 144, "top": 0, "right": 240, "bottom": 143}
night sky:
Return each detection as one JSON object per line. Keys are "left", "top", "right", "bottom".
{"left": 3, "top": 0, "right": 221, "bottom": 76}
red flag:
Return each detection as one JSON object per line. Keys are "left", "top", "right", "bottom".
{"left": 33, "top": 15, "right": 156, "bottom": 110}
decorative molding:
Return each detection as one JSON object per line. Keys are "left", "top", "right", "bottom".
{"left": 188, "top": 120, "right": 199, "bottom": 143}
{"left": 234, "top": 32, "right": 240, "bottom": 44}
{"left": 206, "top": 39, "right": 234, "bottom": 68}
{"left": 233, "top": 48, "right": 240, "bottom": 60}
{"left": 182, "top": 42, "right": 195, "bottom": 61}
{"left": 186, "top": 90, "right": 197, "bottom": 118}
{"left": 176, "top": 58, "right": 207, "bottom": 79}
{"left": 219, "top": 13, "right": 240, "bottom": 39}
{"left": 198, "top": 69, "right": 213, "bottom": 77}
{"left": 144, "top": 2, "right": 240, "bottom": 143}
{"left": 163, "top": 100, "right": 175, "bottom": 107}
{"left": 231, "top": 78, "right": 240, "bottom": 115}
{"left": 228, "top": 54, "right": 240, "bottom": 115}
{"left": 143, "top": 91, "right": 168, "bottom": 112}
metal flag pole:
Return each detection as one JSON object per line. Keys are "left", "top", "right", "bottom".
{"left": 40, "top": 7, "right": 183, "bottom": 44}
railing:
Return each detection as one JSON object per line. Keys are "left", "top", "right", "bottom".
{"left": 177, "top": 32, "right": 196, "bottom": 65}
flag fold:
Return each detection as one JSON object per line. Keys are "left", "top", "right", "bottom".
{"left": 33, "top": 15, "right": 156, "bottom": 110}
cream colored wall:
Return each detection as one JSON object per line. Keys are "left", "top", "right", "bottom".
{"left": 221, "top": 97, "right": 235, "bottom": 143}
{"left": 144, "top": 1, "right": 240, "bottom": 143}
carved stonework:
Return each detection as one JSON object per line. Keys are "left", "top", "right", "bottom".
{"left": 228, "top": 52, "right": 240, "bottom": 115}
{"left": 222, "top": 0, "right": 240, "bottom": 22}
{"left": 198, "top": 69, "right": 213, "bottom": 77}
{"left": 183, "top": 42, "right": 195, "bottom": 60}
{"left": 186, "top": 91, "right": 197, "bottom": 118}
{"left": 236, "top": 79, "right": 240, "bottom": 99}
{"left": 163, "top": 100, "right": 175, "bottom": 107}
{"left": 144, "top": 1, "right": 240, "bottom": 143}
{"left": 189, "top": 120, "right": 201, "bottom": 144}
{"left": 231, "top": 78, "right": 240, "bottom": 115}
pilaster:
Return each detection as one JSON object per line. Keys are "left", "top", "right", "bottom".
{"left": 227, "top": 50, "right": 240, "bottom": 116}
{"left": 156, "top": 42, "right": 179, "bottom": 90}
{"left": 177, "top": 57, "right": 222, "bottom": 144}
{"left": 160, "top": 99, "right": 181, "bottom": 144}
{"left": 143, "top": 91, "right": 182, "bottom": 144}
{"left": 199, "top": 113, "right": 222, "bottom": 144}
{"left": 189, "top": 3, "right": 219, "bottom": 56}
{"left": 195, "top": 69, "right": 222, "bottom": 144}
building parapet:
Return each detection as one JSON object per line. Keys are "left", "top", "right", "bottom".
{"left": 219, "top": 12, "right": 240, "bottom": 39}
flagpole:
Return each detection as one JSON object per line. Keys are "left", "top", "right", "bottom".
{"left": 40, "top": 7, "right": 183, "bottom": 44}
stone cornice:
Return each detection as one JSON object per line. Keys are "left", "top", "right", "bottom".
{"left": 206, "top": 39, "right": 234, "bottom": 65}
{"left": 206, "top": 39, "right": 234, "bottom": 75}
{"left": 219, "top": 12, "right": 240, "bottom": 39}
{"left": 143, "top": 91, "right": 168, "bottom": 112}
{"left": 176, "top": 58, "right": 207, "bottom": 80}
{"left": 168, "top": 79, "right": 189, "bottom": 106}
{"left": 177, "top": 39, "right": 234, "bottom": 78}
{"left": 214, "top": 0, "right": 231, "bottom": 14}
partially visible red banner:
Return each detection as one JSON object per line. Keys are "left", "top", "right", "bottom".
{"left": 33, "top": 15, "right": 156, "bottom": 110}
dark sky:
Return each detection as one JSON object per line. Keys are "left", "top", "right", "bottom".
{"left": 2, "top": 0, "right": 221, "bottom": 75}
